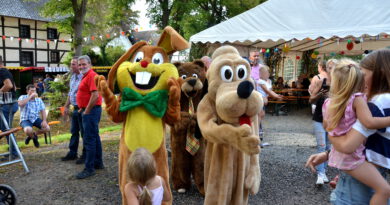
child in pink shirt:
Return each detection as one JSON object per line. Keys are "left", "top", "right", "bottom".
{"left": 323, "top": 59, "right": 390, "bottom": 205}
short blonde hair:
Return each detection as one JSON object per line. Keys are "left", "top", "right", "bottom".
{"left": 259, "top": 65, "right": 270, "bottom": 72}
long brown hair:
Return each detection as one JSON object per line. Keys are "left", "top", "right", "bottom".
{"left": 360, "top": 49, "right": 390, "bottom": 99}
{"left": 327, "top": 59, "right": 363, "bottom": 132}
{"left": 127, "top": 148, "right": 156, "bottom": 205}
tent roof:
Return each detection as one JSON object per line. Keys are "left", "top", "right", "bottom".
{"left": 190, "top": 0, "right": 390, "bottom": 52}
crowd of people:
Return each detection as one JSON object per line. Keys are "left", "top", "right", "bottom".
{"left": 2, "top": 47, "right": 390, "bottom": 204}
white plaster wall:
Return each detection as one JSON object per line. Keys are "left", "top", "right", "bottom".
{"left": 37, "top": 51, "right": 47, "bottom": 61}
{"left": 4, "top": 17, "right": 18, "bottom": 27}
{"left": 6, "top": 49, "right": 19, "bottom": 61}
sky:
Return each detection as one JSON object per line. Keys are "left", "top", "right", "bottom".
{"left": 132, "top": 0, "right": 157, "bottom": 31}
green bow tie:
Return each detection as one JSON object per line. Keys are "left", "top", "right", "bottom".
{"left": 119, "top": 88, "right": 168, "bottom": 118}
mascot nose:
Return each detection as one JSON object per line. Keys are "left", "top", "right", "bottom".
{"left": 237, "top": 81, "right": 254, "bottom": 99}
{"left": 140, "top": 60, "right": 149, "bottom": 68}
{"left": 188, "top": 79, "right": 196, "bottom": 86}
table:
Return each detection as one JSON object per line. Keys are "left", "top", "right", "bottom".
{"left": 0, "top": 92, "right": 29, "bottom": 172}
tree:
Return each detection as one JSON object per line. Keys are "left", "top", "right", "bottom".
{"left": 38, "top": 0, "right": 138, "bottom": 56}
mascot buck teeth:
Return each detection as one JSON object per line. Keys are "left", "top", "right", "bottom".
{"left": 197, "top": 45, "right": 263, "bottom": 205}
{"left": 95, "top": 26, "right": 189, "bottom": 205}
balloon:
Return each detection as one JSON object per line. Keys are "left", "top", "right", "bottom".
{"left": 311, "top": 53, "right": 318, "bottom": 59}
{"left": 330, "top": 52, "right": 336, "bottom": 56}
{"left": 346, "top": 41, "right": 354, "bottom": 50}
{"left": 274, "top": 48, "right": 279, "bottom": 52}
{"left": 282, "top": 44, "right": 290, "bottom": 53}
{"left": 266, "top": 49, "right": 270, "bottom": 53}
{"left": 313, "top": 50, "right": 319, "bottom": 55}
{"left": 265, "top": 52, "right": 270, "bottom": 58}
{"left": 296, "top": 56, "right": 300, "bottom": 60}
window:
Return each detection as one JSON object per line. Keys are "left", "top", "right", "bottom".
{"left": 283, "top": 58, "right": 294, "bottom": 82}
{"left": 19, "top": 25, "right": 30, "bottom": 38}
{"left": 20, "top": 51, "right": 33, "bottom": 66}
{"left": 51, "top": 51, "right": 60, "bottom": 63}
{"left": 47, "top": 28, "right": 57, "bottom": 39}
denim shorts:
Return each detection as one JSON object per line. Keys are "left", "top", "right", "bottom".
{"left": 20, "top": 118, "right": 43, "bottom": 129}
{"left": 330, "top": 167, "right": 390, "bottom": 205}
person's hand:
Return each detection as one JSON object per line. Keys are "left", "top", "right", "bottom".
{"left": 305, "top": 152, "right": 328, "bottom": 173}
{"left": 276, "top": 94, "right": 284, "bottom": 100}
{"left": 83, "top": 109, "right": 90, "bottom": 115}
{"left": 64, "top": 106, "right": 69, "bottom": 116}
{"left": 30, "top": 92, "right": 38, "bottom": 98}
{"left": 41, "top": 120, "right": 49, "bottom": 129}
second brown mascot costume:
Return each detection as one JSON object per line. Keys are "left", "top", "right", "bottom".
{"left": 95, "top": 26, "right": 189, "bottom": 205}
{"left": 197, "top": 45, "right": 263, "bottom": 205}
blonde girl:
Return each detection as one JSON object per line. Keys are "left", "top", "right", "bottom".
{"left": 323, "top": 59, "right": 390, "bottom": 205}
{"left": 124, "top": 148, "right": 171, "bottom": 205}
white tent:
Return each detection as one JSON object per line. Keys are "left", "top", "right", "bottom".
{"left": 190, "top": 0, "right": 390, "bottom": 55}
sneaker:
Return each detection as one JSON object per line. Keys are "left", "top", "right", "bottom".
{"left": 75, "top": 169, "right": 96, "bottom": 179}
{"left": 61, "top": 153, "right": 77, "bottom": 161}
{"left": 25, "top": 136, "right": 31, "bottom": 145}
{"left": 329, "top": 175, "right": 339, "bottom": 189}
{"left": 321, "top": 173, "right": 329, "bottom": 183}
{"left": 95, "top": 164, "right": 105, "bottom": 170}
{"left": 76, "top": 156, "right": 85, "bottom": 165}
{"left": 32, "top": 134, "right": 40, "bottom": 148}
{"left": 316, "top": 174, "right": 324, "bottom": 186}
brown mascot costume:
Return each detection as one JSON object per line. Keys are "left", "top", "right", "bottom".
{"left": 197, "top": 46, "right": 263, "bottom": 205}
{"left": 94, "top": 26, "right": 189, "bottom": 205}
{"left": 170, "top": 60, "right": 207, "bottom": 195}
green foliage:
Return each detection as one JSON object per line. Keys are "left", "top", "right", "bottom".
{"left": 302, "top": 50, "right": 318, "bottom": 75}
{"left": 106, "top": 46, "right": 126, "bottom": 65}
{"left": 43, "top": 75, "right": 69, "bottom": 118}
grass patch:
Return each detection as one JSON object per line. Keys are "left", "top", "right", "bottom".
{"left": 0, "top": 125, "right": 122, "bottom": 152}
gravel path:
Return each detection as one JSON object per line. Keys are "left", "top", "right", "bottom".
{"left": 0, "top": 107, "right": 338, "bottom": 205}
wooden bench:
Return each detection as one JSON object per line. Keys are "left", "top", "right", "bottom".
{"left": 267, "top": 100, "right": 287, "bottom": 116}
{"left": 0, "top": 121, "right": 61, "bottom": 145}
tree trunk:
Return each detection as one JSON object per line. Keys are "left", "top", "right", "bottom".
{"left": 72, "top": 0, "right": 88, "bottom": 56}
{"left": 160, "top": 0, "right": 170, "bottom": 28}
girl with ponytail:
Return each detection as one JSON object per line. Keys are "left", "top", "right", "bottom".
{"left": 124, "top": 148, "right": 171, "bottom": 205}
{"left": 323, "top": 58, "right": 390, "bottom": 205}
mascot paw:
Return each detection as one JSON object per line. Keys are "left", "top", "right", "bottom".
{"left": 237, "top": 125, "right": 260, "bottom": 155}
{"left": 178, "top": 188, "right": 186, "bottom": 193}
{"left": 168, "top": 77, "right": 182, "bottom": 104}
{"left": 94, "top": 75, "right": 113, "bottom": 99}
{"left": 245, "top": 171, "right": 260, "bottom": 194}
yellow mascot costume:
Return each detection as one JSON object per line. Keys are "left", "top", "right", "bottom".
{"left": 95, "top": 26, "right": 189, "bottom": 205}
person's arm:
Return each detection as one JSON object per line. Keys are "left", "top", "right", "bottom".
{"left": 260, "top": 84, "right": 282, "bottom": 100}
{"left": 124, "top": 184, "right": 140, "bottom": 205}
{"left": 329, "top": 129, "right": 366, "bottom": 154}
{"left": 308, "top": 77, "right": 319, "bottom": 95}
{"left": 161, "top": 177, "right": 171, "bottom": 202}
{"left": 305, "top": 151, "right": 329, "bottom": 173}
{"left": 63, "top": 96, "right": 71, "bottom": 116}
{"left": 0, "top": 79, "right": 13, "bottom": 92}
{"left": 83, "top": 91, "right": 99, "bottom": 114}
{"left": 39, "top": 99, "right": 48, "bottom": 128}
{"left": 354, "top": 96, "right": 390, "bottom": 129}
{"left": 18, "top": 93, "right": 37, "bottom": 107}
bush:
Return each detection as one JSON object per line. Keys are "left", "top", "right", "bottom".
{"left": 43, "top": 75, "right": 69, "bottom": 119}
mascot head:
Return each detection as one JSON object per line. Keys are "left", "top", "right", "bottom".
{"left": 207, "top": 46, "right": 263, "bottom": 124}
{"left": 107, "top": 26, "right": 189, "bottom": 95}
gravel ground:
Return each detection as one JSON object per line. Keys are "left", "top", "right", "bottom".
{"left": 0, "top": 106, "right": 338, "bottom": 205}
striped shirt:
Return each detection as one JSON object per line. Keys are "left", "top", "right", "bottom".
{"left": 352, "top": 93, "right": 390, "bottom": 169}
{"left": 68, "top": 73, "right": 83, "bottom": 106}
{"left": 18, "top": 95, "right": 45, "bottom": 123}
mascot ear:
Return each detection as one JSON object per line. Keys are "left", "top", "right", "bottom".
{"left": 193, "top": 60, "right": 205, "bottom": 70}
{"left": 173, "top": 62, "right": 182, "bottom": 69}
{"left": 157, "top": 26, "right": 189, "bottom": 55}
{"left": 107, "top": 41, "right": 147, "bottom": 91}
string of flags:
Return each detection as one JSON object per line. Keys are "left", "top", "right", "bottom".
{"left": 257, "top": 33, "right": 389, "bottom": 59}
{"left": 0, "top": 28, "right": 155, "bottom": 44}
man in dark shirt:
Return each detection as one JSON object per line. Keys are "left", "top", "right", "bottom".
{"left": 0, "top": 55, "right": 19, "bottom": 159}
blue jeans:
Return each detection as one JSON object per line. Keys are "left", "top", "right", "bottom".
{"left": 68, "top": 107, "right": 85, "bottom": 157}
{"left": 0, "top": 102, "right": 18, "bottom": 156}
{"left": 313, "top": 121, "right": 330, "bottom": 174}
{"left": 330, "top": 167, "right": 390, "bottom": 205}
{"left": 82, "top": 106, "right": 103, "bottom": 172}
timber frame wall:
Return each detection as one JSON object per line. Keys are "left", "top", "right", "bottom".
{"left": 0, "top": 16, "right": 71, "bottom": 67}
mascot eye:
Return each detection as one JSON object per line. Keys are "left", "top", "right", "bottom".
{"left": 192, "top": 74, "right": 198, "bottom": 78}
{"left": 152, "top": 53, "right": 164, "bottom": 65}
{"left": 236, "top": 65, "right": 248, "bottom": 80}
{"left": 181, "top": 75, "right": 187, "bottom": 79}
{"left": 133, "top": 52, "right": 144, "bottom": 62}
{"left": 220, "top": 65, "right": 233, "bottom": 82}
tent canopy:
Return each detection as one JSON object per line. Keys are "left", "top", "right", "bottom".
{"left": 190, "top": 0, "right": 390, "bottom": 53}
